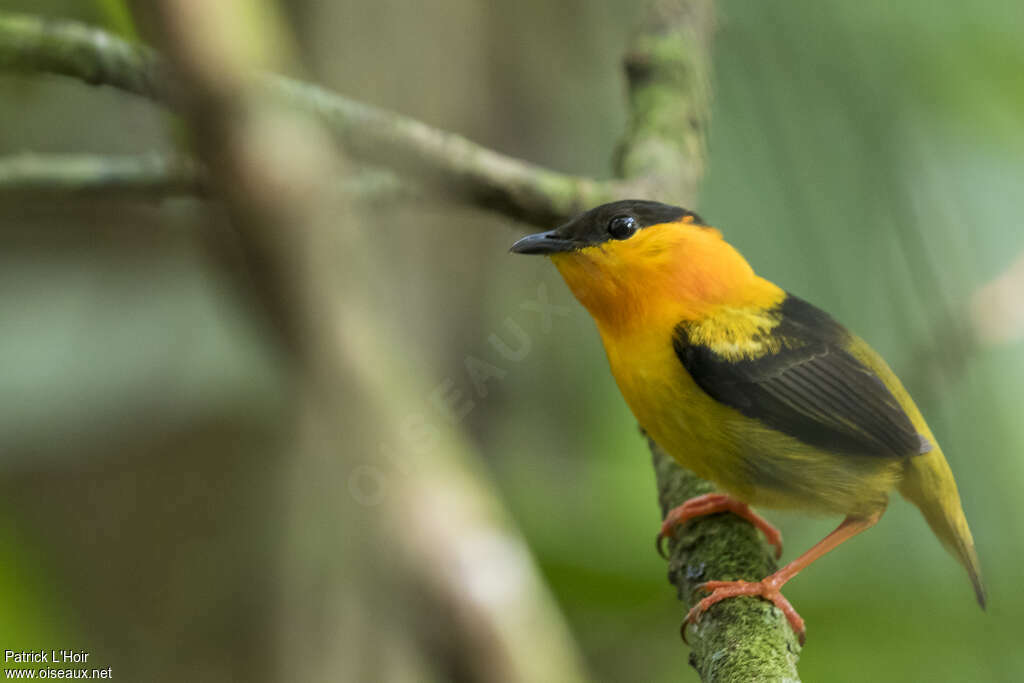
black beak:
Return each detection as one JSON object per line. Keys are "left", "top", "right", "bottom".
{"left": 510, "top": 229, "right": 578, "bottom": 255}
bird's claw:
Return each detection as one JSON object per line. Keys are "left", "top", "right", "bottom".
{"left": 656, "top": 532, "right": 669, "bottom": 560}
{"left": 657, "top": 494, "right": 784, "bottom": 561}
{"left": 681, "top": 579, "right": 806, "bottom": 647}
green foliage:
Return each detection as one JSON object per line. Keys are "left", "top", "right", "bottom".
{"left": 94, "top": 0, "right": 137, "bottom": 39}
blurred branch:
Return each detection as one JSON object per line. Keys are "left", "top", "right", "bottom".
{"left": 0, "top": 13, "right": 168, "bottom": 95}
{"left": 263, "top": 75, "right": 636, "bottom": 225}
{"left": 615, "top": 0, "right": 713, "bottom": 205}
{"left": 0, "top": 11, "right": 635, "bottom": 226}
{"left": 0, "top": 153, "right": 205, "bottom": 198}
{"left": 134, "top": 1, "right": 588, "bottom": 681}
{"left": 0, "top": 152, "right": 423, "bottom": 204}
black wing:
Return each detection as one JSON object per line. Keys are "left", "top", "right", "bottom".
{"left": 674, "top": 294, "right": 930, "bottom": 458}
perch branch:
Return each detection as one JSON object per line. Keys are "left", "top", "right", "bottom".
{"left": 652, "top": 442, "right": 801, "bottom": 681}
{"left": 619, "top": 3, "right": 802, "bottom": 680}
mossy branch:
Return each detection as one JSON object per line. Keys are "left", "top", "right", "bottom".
{"left": 653, "top": 442, "right": 802, "bottom": 681}
{"left": 0, "top": 5, "right": 803, "bottom": 679}
{"left": 620, "top": 3, "right": 802, "bottom": 678}
{"left": 0, "top": 11, "right": 634, "bottom": 227}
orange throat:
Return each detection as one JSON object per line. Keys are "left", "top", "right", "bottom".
{"left": 550, "top": 222, "right": 783, "bottom": 337}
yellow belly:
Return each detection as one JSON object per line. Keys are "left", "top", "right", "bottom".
{"left": 600, "top": 324, "right": 901, "bottom": 517}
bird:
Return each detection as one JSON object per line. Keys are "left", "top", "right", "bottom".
{"left": 510, "top": 199, "right": 984, "bottom": 644}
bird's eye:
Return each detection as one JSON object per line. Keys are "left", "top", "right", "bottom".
{"left": 608, "top": 215, "right": 638, "bottom": 240}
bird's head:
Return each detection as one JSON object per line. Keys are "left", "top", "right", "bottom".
{"left": 511, "top": 199, "right": 766, "bottom": 332}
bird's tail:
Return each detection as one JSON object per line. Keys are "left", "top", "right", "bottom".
{"left": 899, "top": 448, "right": 986, "bottom": 608}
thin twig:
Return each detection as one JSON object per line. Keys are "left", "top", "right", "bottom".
{"left": 0, "top": 152, "right": 423, "bottom": 204}
{"left": 0, "top": 153, "right": 205, "bottom": 198}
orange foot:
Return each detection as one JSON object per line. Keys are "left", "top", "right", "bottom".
{"left": 678, "top": 514, "right": 883, "bottom": 647}
{"left": 685, "top": 578, "right": 806, "bottom": 645}
{"left": 657, "top": 493, "right": 783, "bottom": 560}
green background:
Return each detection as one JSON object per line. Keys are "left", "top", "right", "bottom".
{"left": 1, "top": 0, "right": 1022, "bottom": 680}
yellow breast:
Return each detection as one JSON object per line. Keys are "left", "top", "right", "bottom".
{"left": 598, "top": 304, "right": 785, "bottom": 501}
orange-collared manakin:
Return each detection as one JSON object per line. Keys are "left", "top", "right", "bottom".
{"left": 511, "top": 199, "right": 984, "bottom": 644}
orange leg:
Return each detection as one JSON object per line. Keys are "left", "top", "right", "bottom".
{"left": 685, "top": 511, "right": 883, "bottom": 645}
{"left": 658, "top": 493, "right": 783, "bottom": 560}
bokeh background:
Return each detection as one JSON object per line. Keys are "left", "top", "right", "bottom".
{"left": 1, "top": 0, "right": 1022, "bottom": 681}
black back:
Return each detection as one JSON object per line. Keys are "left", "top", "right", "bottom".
{"left": 674, "top": 294, "right": 931, "bottom": 458}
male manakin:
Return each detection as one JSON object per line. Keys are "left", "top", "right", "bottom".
{"left": 511, "top": 199, "right": 984, "bottom": 644}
